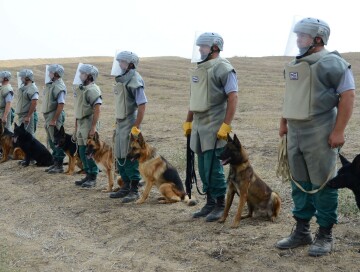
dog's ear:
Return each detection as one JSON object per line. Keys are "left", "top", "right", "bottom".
{"left": 233, "top": 134, "right": 241, "bottom": 148}
{"left": 138, "top": 132, "right": 145, "bottom": 147}
{"left": 59, "top": 125, "right": 65, "bottom": 135}
{"left": 20, "top": 123, "right": 25, "bottom": 129}
{"left": 94, "top": 131, "right": 99, "bottom": 143}
{"left": 339, "top": 153, "right": 351, "bottom": 167}
{"left": 351, "top": 154, "right": 360, "bottom": 176}
{"left": 227, "top": 133, "right": 232, "bottom": 142}
{"left": 130, "top": 133, "right": 135, "bottom": 142}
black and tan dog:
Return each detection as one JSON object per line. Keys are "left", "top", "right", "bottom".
{"left": 0, "top": 119, "right": 25, "bottom": 163}
{"left": 86, "top": 131, "right": 123, "bottom": 192}
{"left": 218, "top": 134, "right": 281, "bottom": 228}
{"left": 53, "top": 125, "right": 84, "bottom": 175}
{"left": 127, "top": 132, "right": 196, "bottom": 205}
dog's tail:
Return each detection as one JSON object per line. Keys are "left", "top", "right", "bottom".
{"left": 183, "top": 194, "right": 198, "bottom": 206}
{"left": 271, "top": 192, "right": 281, "bottom": 221}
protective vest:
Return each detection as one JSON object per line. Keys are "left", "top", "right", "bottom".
{"left": 0, "top": 84, "right": 13, "bottom": 109}
{"left": 283, "top": 50, "right": 350, "bottom": 120}
{"left": 189, "top": 57, "right": 234, "bottom": 112}
{"left": 113, "top": 70, "right": 143, "bottom": 119}
{"left": 15, "top": 83, "right": 39, "bottom": 114}
{"left": 41, "top": 79, "right": 66, "bottom": 114}
{"left": 74, "top": 83, "right": 101, "bottom": 119}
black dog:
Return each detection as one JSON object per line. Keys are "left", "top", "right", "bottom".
{"left": 327, "top": 153, "right": 360, "bottom": 210}
{"left": 13, "top": 123, "right": 53, "bottom": 167}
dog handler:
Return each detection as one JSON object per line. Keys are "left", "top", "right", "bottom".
{"left": 276, "top": 17, "right": 355, "bottom": 256}
{"left": 183, "top": 32, "right": 238, "bottom": 222}
{"left": 0, "top": 71, "right": 14, "bottom": 131}
{"left": 16, "top": 69, "right": 39, "bottom": 136}
{"left": 73, "top": 64, "right": 102, "bottom": 188}
{"left": 42, "top": 64, "right": 67, "bottom": 174}
{"left": 109, "top": 51, "right": 147, "bottom": 203}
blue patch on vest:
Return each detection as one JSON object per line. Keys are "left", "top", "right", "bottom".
{"left": 192, "top": 76, "right": 199, "bottom": 83}
{"left": 289, "top": 72, "right": 298, "bottom": 80}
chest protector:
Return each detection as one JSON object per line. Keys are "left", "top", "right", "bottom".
{"left": 74, "top": 83, "right": 101, "bottom": 119}
{"left": 190, "top": 58, "right": 234, "bottom": 112}
{"left": 15, "top": 83, "right": 39, "bottom": 114}
{"left": 0, "top": 84, "right": 13, "bottom": 109}
{"left": 283, "top": 50, "right": 349, "bottom": 120}
{"left": 41, "top": 79, "right": 66, "bottom": 114}
{"left": 113, "top": 70, "right": 142, "bottom": 119}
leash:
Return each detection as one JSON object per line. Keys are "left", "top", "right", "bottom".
{"left": 276, "top": 135, "right": 339, "bottom": 194}
{"left": 71, "top": 134, "right": 79, "bottom": 157}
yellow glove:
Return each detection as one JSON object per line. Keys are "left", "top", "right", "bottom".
{"left": 131, "top": 126, "right": 141, "bottom": 136}
{"left": 217, "top": 123, "right": 231, "bottom": 140}
{"left": 182, "top": 122, "right": 192, "bottom": 137}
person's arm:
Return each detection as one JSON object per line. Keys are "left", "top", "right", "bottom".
{"left": 279, "top": 117, "right": 288, "bottom": 137}
{"left": 24, "top": 99, "right": 37, "bottom": 123}
{"left": 49, "top": 103, "right": 64, "bottom": 126}
{"left": 133, "top": 103, "right": 145, "bottom": 128}
{"left": 89, "top": 104, "right": 100, "bottom": 137}
{"left": 185, "top": 111, "right": 193, "bottom": 122}
{"left": 2, "top": 102, "right": 11, "bottom": 122}
{"left": 223, "top": 91, "right": 238, "bottom": 125}
{"left": 328, "top": 90, "right": 355, "bottom": 148}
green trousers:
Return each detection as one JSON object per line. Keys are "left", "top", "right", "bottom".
{"left": 117, "top": 158, "right": 141, "bottom": 182}
{"left": 291, "top": 180, "right": 338, "bottom": 228}
{"left": 46, "top": 111, "right": 66, "bottom": 163}
{"left": 198, "top": 148, "right": 227, "bottom": 199}
{"left": 78, "top": 145, "right": 99, "bottom": 175}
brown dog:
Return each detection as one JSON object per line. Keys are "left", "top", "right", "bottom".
{"left": 127, "top": 132, "right": 196, "bottom": 205}
{"left": 0, "top": 119, "right": 25, "bottom": 162}
{"left": 86, "top": 132, "right": 123, "bottom": 192}
{"left": 218, "top": 134, "right": 281, "bottom": 228}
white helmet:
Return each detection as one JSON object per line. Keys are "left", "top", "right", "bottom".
{"left": 19, "top": 69, "right": 34, "bottom": 82}
{"left": 79, "top": 64, "right": 99, "bottom": 82}
{"left": 0, "top": 71, "right": 11, "bottom": 81}
{"left": 48, "top": 64, "right": 65, "bottom": 77}
{"left": 196, "top": 32, "right": 224, "bottom": 51}
{"left": 294, "top": 17, "right": 330, "bottom": 45}
{"left": 116, "top": 51, "right": 139, "bottom": 69}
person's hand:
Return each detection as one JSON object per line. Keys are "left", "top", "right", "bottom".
{"left": 131, "top": 126, "right": 141, "bottom": 136}
{"left": 89, "top": 127, "right": 96, "bottom": 138}
{"left": 182, "top": 122, "right": 192, "bottom": 137}
{"left": 49, "top": 119, "right": 56, "bottom": 126}
{"left": 1, "top": 118, "right": 6, "bottom": 124}
{"left": 328, "top": 130, "right": 345, "bottom": 149}
{"left": 71, "top": 133, "right": 77, "bottom": 142}
{"left": 279, "top": 120, "right": 288, "bottom": 137}
{"left": 24, "top": 116, "right": 30, "bottom": 124}
{"left": 217, "top": 123, "right": 231, "bottom": 140}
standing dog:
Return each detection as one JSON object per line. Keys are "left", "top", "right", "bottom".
{"left": 327, "top": 153, "right": 360, "bottom": 210}
{"left": 218, "top": 134, "right": 281, "bottom": 228}
{"left": 85, "top": 131, "right": 123, "bottom": 192}
{"left": 127, "top": 132, "right": 196, "bottom": 205}
{"left": 53, "top": 125, "right": 83, "bottom": 175}
{"left": 13, "top": 123, "right": 53, "bottom": 167}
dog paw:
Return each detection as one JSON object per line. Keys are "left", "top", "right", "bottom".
{"left": 218, "top": 218, "right": 226, "bottom": 223}
{"left": 102, "top": 189, "right": 111, "bottom": 193}
{"left": 136, "top": 199, "right": 144, "bottom": 204}
{"left": 231, "top": 222, "right": 240, "bottom": 228}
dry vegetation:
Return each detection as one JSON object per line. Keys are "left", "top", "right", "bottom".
{"left": 0, "top": 54, "right": 359, "bottom": 271}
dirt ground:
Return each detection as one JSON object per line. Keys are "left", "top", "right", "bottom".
{"left": 0, "top": 55, "right": 359, "bottom": 272}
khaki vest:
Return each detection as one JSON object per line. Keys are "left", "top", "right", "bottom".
{"left": 283, "top": 50, "right": 350, "bottom": 120}
{"left": 15, "top": 83, "right": 39, "bottom": 114}
{"left": 74, "top": 83, "right": 101, "bottom": 119}
{"left": 41, "top": 79, "right": 67, "bottom": 114}
{"left": 189, "top": 57, "right": 233, "bottom": 112}
{"left": 0, "top": 84, "right": 13, "bottom": 109}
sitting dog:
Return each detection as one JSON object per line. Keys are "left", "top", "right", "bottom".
{"left": 0, "top": 119, "right": 25, "bottom": 162}
{"left": 127, "top": 132, "right": 196, "bottom": 205}
{"left": 53, "top": 125, "right": 84, "bottom": 175}
{"left": 13, "top": 123, "right": 53, "bottom": 167}
{"left": 218, "top": 134, "right": 281, "bottom": 228}
{"left": 327, "top": 153, "right": 360, "bottom": 210}
{"left": 85, "top": 131, "right": 123, "bottom": 192}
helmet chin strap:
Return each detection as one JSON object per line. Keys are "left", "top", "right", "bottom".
{"left": 297, "top": 38, "right": 322, "bottom": 59}
{"left": 197, "top": 46, "right": 219, "bottom": 64}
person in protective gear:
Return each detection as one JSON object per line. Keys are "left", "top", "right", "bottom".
{"left": 15, "top": 69, "right": 39, "bottom": 136}
{"left": 42, "top": 64, "right": 67, "bottom": 174}
{"left": 73, "top": 64, "right": 102, "bottom": 188}
{"left": 276, "top": 17, "right": 356, "bottom": 257}
{"left": 109, "top": 51, "right": 147, "bottom": 203}
{"left": 0, "top": 71, "right": 14, "bottom": 131}
{"left": 183, "top": 32, "right": 238, "bottom": 222}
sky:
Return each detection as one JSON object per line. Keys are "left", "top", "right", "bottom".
{"left": 0, "top": 0, "right": 359, "bottom": 61}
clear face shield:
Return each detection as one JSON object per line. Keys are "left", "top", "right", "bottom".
{"left": 111, "top": 51, "right": 130, "bottom": 76}
{"left": 191, "top": 31, "right": 212, "bottom": 63}
{"left": 17, "top": 72, "right": 23, "bottom": 89}
{"left": 73, "top": 63, "right": 84, "bottom": 85}
{"left": 45, "top": 65, "right": 52, "bottom": 84}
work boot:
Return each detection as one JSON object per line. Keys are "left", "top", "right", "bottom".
{"left": 81, "top": 174, "right": 97, "bottom": 188}
{"left": 45, "top": 161, "right": 57, "bottom": 172}
{"left": 122, "top": 180, "right": 140, "bottom": 203}
{"left": 75, "top": 174, "right": 90, "bottom": 186}
{"left": 110, "top": 180, "right": 130, "bottom": 198}
{"left": 206, "top": 195, "right": 225, "bottom": 222}
{"left": 276, "top": 217, "right": 313, "bottom": 249}
{"left": 308, "top": 226, "right": 334, "bottom": 257}
{"left": 193, "top": 193, "right": 216, "bottom": 218}
{"left": 48, "top": 161, "right": 64, "bottom": 174}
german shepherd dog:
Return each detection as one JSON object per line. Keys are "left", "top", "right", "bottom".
{"left": 218, "top": 134, "right": 281, "bottom": 228}
{"left": 13, "top": 123, "right": 53, "bottom": 167}
{"left": 127, "top": 132, "right": 196, "bottom": 205}
{"left": 327, "top": 153, "right": 360, "bottom": 210}
{"left": 53, "top": 125, "right": 83, "bottom": 175}
{"left": 85, "top": 131, "right": 123, "bottom": 192}
{"left": 0, "top": 119, "right": 25, "bottom": 163}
